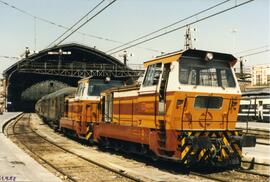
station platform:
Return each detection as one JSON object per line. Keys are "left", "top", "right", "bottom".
{"left": 236, "top": 121, "right": 270, "bottom": 131}
{"left": 237, "top": 121, "right": 270, "bottom": 174}
{"left": 0, "top": 112, "right": 61, "bottom": 182}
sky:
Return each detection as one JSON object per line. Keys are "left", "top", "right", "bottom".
{"left": 0, "top": 0, "right": 269, "bottom": 75}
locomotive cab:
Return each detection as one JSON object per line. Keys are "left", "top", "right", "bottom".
{"left": 60, "top": 77, "right": 124, "bottom": 140}
{"left": 139, "top": 49, "right": 256, "bottom": 165}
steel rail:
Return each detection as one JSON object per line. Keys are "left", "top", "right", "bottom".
{"left": 6, "top": 113, "right": 142, "bottom": 182}
{"left": 4, "top": 113, "right": 76, "bottom": 182}
{"left": 190, "top": 172, "right": 228, "bottom": 182}
{"left": 236, "top": 169, "right": 270, "bottom": 178}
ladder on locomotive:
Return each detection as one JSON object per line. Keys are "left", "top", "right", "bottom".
{"left": 156, "top": 63, "right": 172, "bottom": 156}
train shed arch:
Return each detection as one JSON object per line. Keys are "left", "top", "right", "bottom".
{"left": 3, "top": 43, "right": 142, "bottom": 111}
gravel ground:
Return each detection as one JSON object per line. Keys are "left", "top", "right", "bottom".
{"left": 7, "top": 114, "right": 134, "bottom": 182}
{"left": 6, "top": 113, "right": 268, "bottom": 182}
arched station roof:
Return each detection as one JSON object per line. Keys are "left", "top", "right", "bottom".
{"left": 3, "top": 43, "right": 126, "bottom": 77}
{"left": 3, "top": 43, "right": 140, "bottom": 111}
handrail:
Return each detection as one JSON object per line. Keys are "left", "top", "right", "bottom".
{"left": 226, "top": 98, "right": 232, "bottom": 130}
{"left": 246, "top": 99, "right": 252, "bottom": 133}
{"left": 181, "top": 97, "right": 188, "bottom": 131}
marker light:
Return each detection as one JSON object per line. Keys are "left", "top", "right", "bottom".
{"left": 105, "top": 77, "right": 111, "bottom": 83}
{"left": 205, "top": 52, "right": 214, "bottom": 61}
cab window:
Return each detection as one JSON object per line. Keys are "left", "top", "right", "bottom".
{"left": 88, "top": 80, "right": 123, "bottom": 96}
{"left": 179, "top": 58, "right": 236, "bottom": 87}
{"left": 143, "top": 63, "right": 162, "bottom": 86}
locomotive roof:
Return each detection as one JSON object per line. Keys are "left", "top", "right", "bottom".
{"left": 144, "top": 49, "right": 237, "bottom": 66}
{"left": 78, "top": 77, "right": 91, "bottom": 84}
{"left": 100, "top": 83, "right": 140, "bottom": 95}
{"left": 40, "top": 87, "right": 77, "bottom": 100}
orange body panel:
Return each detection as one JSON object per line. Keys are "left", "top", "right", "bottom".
{"left": 94, "top": 123, "right": 180, "bottom": 158}
{"left": 110, "top": 91, "right": 240, "bottom": 131}
{"left": 62, "top": 99, "right": 99, "bottom": 135}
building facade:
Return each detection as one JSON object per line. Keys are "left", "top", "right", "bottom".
{"left": 251, "top": 64, "right": 270, "bottom": 86}
{"left": 0, "top": 78, "right": 5, "bottom": 113}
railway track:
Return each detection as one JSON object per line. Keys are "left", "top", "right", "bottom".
{"left": 4, "top": 113, "right": 140, "bottom": 182}
{"left": 190, "top": 169, "right": 269, "bottom": 182}
{"left": 3, "top": 113, "right": 269, "bottom": 182}
{"left": 237, "top": 127, "right": 270, "bottom": 145}
{"left": 4, "top": 113, "right": 205, "bottom": 182}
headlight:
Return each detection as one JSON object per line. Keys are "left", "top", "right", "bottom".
{"left": 205, "top": 52, "right": 213, "bottom": 61}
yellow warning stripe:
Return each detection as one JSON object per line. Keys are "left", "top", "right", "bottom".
{"left": 198, "top": 149, "right": 206, "bottom": 161}
{"left": 180, "top": 131, "right": 243, "bottom": 164}
{"left": 181, "top": 145, "right": 191, "bottom": 160}
{"left": 222, "top": 135, "right": 234, "bottom": 154}
{"left": 85, "top": 125, "right": 92, "bottom": 140}
{"left": 181, "top": 138, "right": 185, "bottom": 146}
{"left": 221, "top": 148, "right": 228, "bottom": 159}
{"left": 86, "top": 131, "right": 92, "bottom": 140}
{"left": 233, "top": 143, "right": 242, "bottom": 157}
{"left": 222, "top": 136, "right": 230, "bottom": 146}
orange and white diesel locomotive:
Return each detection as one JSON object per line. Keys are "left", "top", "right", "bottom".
{"left": 60, "top": 77, "right": 123, "bottom": 140}
{"left": 38, "top": 49, "right": 256, "bottom": 166}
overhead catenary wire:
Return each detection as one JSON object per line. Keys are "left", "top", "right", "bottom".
{"left": 235, "top": 45, "right": 270, "bottom": 55}
{"left": 0, "top": 0, "right": 119, "bottom": 43}
{"left": 106, "top": 0, "right": 231, "bottom": 53}
{"left": 47, "top": 0, "right": 106, "bottom": 48}
{"left": 109, "top": 0, "right": 254, "bottom": 55}
{"left": 0, "top": 0, "right": 160, "bottom": 52}
{"left": 0, "top": 0, "right": 110, "bottom": 42}
{"left": 0, "top": 0, "right": 67, "bottom": 29}
{"left": 238, "top": 49, "right": 270, "bottom": 58}
{"left": 0, "top": 0, "right": 163, "bottom": 53}
{"left": 55, "top": 0, "right": 117, "bottom": 46}
{"left": 0, "top": 55, "right": 20, "bottom": 59}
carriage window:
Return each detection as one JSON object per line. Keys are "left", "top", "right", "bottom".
{"left": 179, "top": 58, "right": 236, "bottom": 87}
{"left": 143, "top": 63, "right": 162, "bottom": 86}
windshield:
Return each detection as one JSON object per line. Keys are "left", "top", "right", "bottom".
{"left": 88, "top": 80, "right": 123, "bottom": 96}
{"left": 179, "top": 58, "right": 236, "bottom": 87}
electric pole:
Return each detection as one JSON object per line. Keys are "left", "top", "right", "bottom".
{"left": 184, "top": 25, "right": 196, "bottom": 50}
